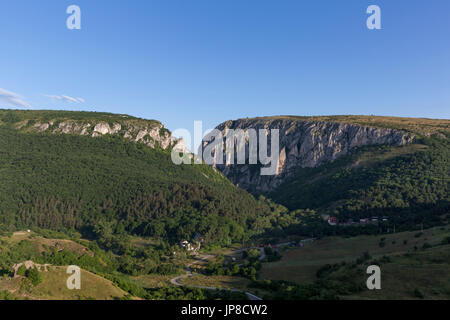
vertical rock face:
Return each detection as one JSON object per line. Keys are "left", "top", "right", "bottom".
{"left": 202, "top": 118, "right": 415, "bottom": 193}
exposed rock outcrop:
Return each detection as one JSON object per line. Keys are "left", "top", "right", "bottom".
{"left": 25, "top": 119, "right": 182, "bottom": 151}
{"left": 12, "top": 261, "right": 51, "bottom": 277}
{"left": 202, "top": 118, "right": 415, "bottom": 193}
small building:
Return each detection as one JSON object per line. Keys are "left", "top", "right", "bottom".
{"left": 328, "top": 217, "right": 338, "bottom": 226}
{"left": 179, "top": 240, "right": 201, "bottom": 252}
{"left": 179, "top": 240, "right": 193, "bottom": 251}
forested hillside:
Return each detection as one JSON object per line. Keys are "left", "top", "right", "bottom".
{"left": 0, "top": 110, "right": 289, "bottom": 248}
{"left": 270, "top": 135, "right": 449, "bottom": 226}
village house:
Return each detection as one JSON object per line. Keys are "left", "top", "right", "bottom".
{"left": 327, "top": 217, "right": 338, "bottom": 226}
{"left": 179, "top": 240, "right": 193, "bottom": 251}
{"left": 179, "top": 239, "right": 201, "bottom": 252}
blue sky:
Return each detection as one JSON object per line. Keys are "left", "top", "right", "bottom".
{"left": 0, "top": 0, "right": 449, "bottom": 133}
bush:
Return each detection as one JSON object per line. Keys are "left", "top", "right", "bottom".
{"left": 1, "top": 112, "right": 21, "bottom": 123}
{"left": 156, "top": 263, "right": 179, "bottom": 275}
{"left": 17, "top": 265, "right": 27, "bottom": 276}
{"left": 356, "top": 251, "right": 372, "bottom": 264}
{"left": 247, "top": 249, "right": 261, "bottom": 260}
{"left": 26, "top": 268, "right": 43, "bottom": 286}
{"left": 422, "top": 243, "right": 432, "bottom": 249}
{"left": 0, "top": 290, "right": 17, "bottom": 300}
{"left": 264, "top": 247, "right": 274, "bottom": 255}
{"left": 413, "top": 288, "right": 424, "bottom": 299}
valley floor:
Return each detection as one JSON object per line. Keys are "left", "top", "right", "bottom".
{"left": 1, "top": 226, "right": 449, "bottom": 300}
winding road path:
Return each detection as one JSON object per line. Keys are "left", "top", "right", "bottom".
{"left": 170, "top": 250, "right": 264, "bottom": 300}
{"left": 170, "top": 241, "right": 309, "bottom": 300}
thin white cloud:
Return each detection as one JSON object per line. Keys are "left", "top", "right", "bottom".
{"left": 44, "top": 94, "right": 85, "bottom": 103}
{"left": 0, "top": 88, "right": 31, "bottom": 108}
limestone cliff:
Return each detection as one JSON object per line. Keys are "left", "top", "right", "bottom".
{"left": 203, "top": 117, "right": 416, "bottom": 193}
{"left": 16, "top": 117, "right": 184, "bottom": 151}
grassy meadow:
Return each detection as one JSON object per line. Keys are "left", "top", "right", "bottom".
{"left": 261, "top": 226, "right": 450, "bottom": 285}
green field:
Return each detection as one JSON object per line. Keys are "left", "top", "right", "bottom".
{"left": 132, "top": 274, "right": 173, "bottom": 289}
{"left": 261, "top": 226, "right": 450, "bottom": 285}
{"left": 344, "top": 245, "right": 450, "bottom": 300}
{"left": 179, "top": 275, "right": 251, "bottom": 291}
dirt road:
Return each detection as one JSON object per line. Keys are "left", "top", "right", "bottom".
{"left": 170, "top": 253, "right": 262, "bottom": 300}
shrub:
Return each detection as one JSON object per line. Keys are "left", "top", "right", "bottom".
{"left": 422, "top": 243, "right": 432, "bottom": 249}
{"left": 156, "top": 263, "right": 179, "bottom": 275}
{"left": 413, "top": 288, "right": 424, "bottom": 299}
{"left": 17, "top": 265, "right": 27, "bottom": 276}
{"left": 26, "top": 268, "right": 43, "bottom": 286}
{"left": 1, "top": 112, "right": 21, "bottom": 123}
{"left": 0, "top": 291, "right": 17, "bottom": 300}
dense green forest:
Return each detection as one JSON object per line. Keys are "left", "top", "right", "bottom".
{"left": 0, "top": 121, "right": 289, "bottom": 247}
{"left": 1, "top": 110, "right": 448, "bottom": 244}
{"left": 0, "top": 109, "right": 295, "bottom": 297}
{"left": 0, "top": 110, "right": 448, "bottom": 245}
{"left": 270, "top": 135, "right": 449, "bottom": 226}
